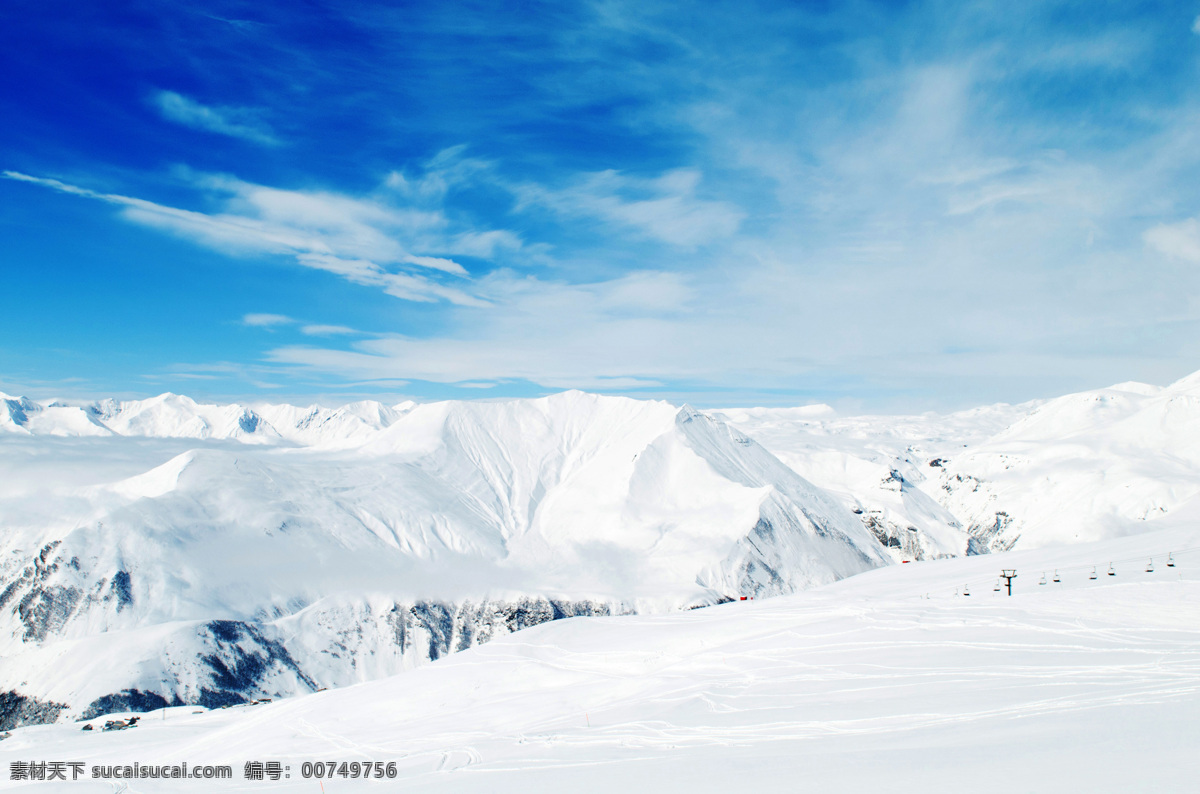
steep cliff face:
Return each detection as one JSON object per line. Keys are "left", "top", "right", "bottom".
{"left": 0, "top": 392, "right": 891, "bottom": 725}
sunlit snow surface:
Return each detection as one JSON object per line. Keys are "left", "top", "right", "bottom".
{"left": 3, "top": 525, "right": 1197, "bottom": 793}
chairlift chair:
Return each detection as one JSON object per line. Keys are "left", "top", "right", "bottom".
{"left": 1146, "top": 558, "right": 1154, "bottom": 573}
{"left": 1052, "top": 570, "right": 1060, "bottom": 583}
{"left": 1089, "top": 566, "right": 1097, "bottom": 580}
{"left": 1107, "top": 563, "right": 1116, "bottom": 576}
{"left": 1039, "top": 573, "right": 1047, "bottom": 585}
{"left": 963, "top": 585, "right": 970, "bottom": 596}
{"left": 1168, "top": 553, "right": 1175, "bottom": 568}
{"left": 994, "top": 580, "right": 1001, "bottom": 592}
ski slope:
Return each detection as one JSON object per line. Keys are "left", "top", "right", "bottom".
{"left": 2, "top": 524, "right": 1196, "bottom": 793}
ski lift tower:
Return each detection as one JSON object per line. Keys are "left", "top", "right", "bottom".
{"left": 1000, "top": 569, "right": 1017, "bottom": 596}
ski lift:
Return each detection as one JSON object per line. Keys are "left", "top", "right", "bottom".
{"left": 993, "top": 579, "right": 1001, "bottom": 592}
{"left": 1052, "top": 570, "right": 1061, "bottom": 583}
{"left": 963, "top": 585, "right": 971, "bottom": 596}
{"left": 1168, "top": 553, "right": 1176, "bottom": 568}
{"left": 1039, "top": 573, "right": 1047, "bottom": 585}
{"left": 1089, "top": 566, "right": 1097, "bottom": 580}
{"left": 1146, "top": 558, "right": 1154, "bottom": 573}
{"left": 1107, "top": 563, "right": 1116, "bottom": 576}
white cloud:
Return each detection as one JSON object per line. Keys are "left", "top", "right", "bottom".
{"left": 300, "top": 324, "right": 360, "bottom": 336}
{"left": 448, "top": 229, "right": 524, "bottom": 258}
{"left": 517, "top": 168, "right": 744, "bottom": 247}
{"left": 243, "top": 313, "right": 294, "bottom": 327}
{"left": 1193, "top": 15, "right": 1200, "bottom": 35}
{"left": 1014, "top": 30, "right": 1149, "bottom": 72}
{"left": 1144, "top": 218, "right": 1200, "bottom": 263}
{"left": 153, "top": 91, "right": 278, "bottom": 146}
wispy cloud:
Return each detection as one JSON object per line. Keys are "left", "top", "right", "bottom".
{"left": 244, "top": 316, "right": 360, "bottom": 336}
{"left": 517, "top": 168, "right": 744, "bottom": 247}
{"left": 1145, "top": 218, "right": 1200, "bottom": 263}
{"left": 152, "top": 91, "right": 279, "bottom": 146}
{"left": 265, "top": 270, "right": 700, "bottom": 389}
{"left": 242, "top": 313, "right": 294, "bottom": 327}
{"left": 294, "top": 254, "right": 485, "bottom": 306}
{"left": 2, "top": 169, "right": 500, "bottom": 307}
{"left": 384, "top": 145, "right": 494, "bottom": 202}
{"left": 300, "top": 324, "right": 360, "bottom": 336}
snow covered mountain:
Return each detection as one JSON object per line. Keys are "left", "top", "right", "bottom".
{"left": 719, "top": 369, "right": 1200, "bottom": 557}
{"left": 714, "top": 401, "right": 1033, "bottom": 560}
{"left": 4, "top": 370, "right": 1200, "bottom": 729}
{"left": 0, "top": 391, "right": 414, "bottom": 445}
{"left": 0, "top": 391, "right": 887, "bottom": 726}
{"left": 925, "top": 373, "right": 1200, "bottom": 550}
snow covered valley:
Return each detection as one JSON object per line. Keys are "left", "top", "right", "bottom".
{"left": 2, "top": 374, "right": 1200, "bottom": 789}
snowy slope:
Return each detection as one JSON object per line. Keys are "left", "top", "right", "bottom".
{"left": 2, "top": 523, "right": 1196, "bottom": 793}
{"left": 0, "top": 392, "right": 887, "bottom": 723}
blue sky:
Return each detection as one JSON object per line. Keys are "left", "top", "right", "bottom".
{"left": 3, "top": 0, "right": 1200, "bottom": 411}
